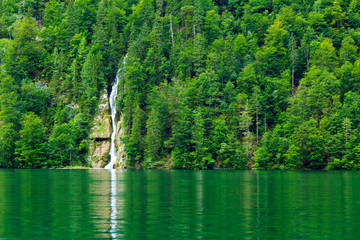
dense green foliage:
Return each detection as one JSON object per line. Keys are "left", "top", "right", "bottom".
{"left": 1, "top": 0, "right": 360, "bottom": 169}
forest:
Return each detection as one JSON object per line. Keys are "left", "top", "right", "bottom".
{"left": 1, "top": 0, "right": 360, "bottom": 169}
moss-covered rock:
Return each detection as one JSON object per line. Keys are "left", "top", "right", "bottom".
{"left": 87, "top": 89, "right": 111, "bottom": 168}
{"left": 115, "top": 113, "right": 127, "bottom": 168}
{"left": 89, "top": 89, "right": 111, "bottom": 139}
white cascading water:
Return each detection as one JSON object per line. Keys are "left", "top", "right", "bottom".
{"left": 109, "top": 169, "right": 117, "bottom": 239}
{"left": 106, "top": 56, "right": 127, "bottom": 238}
{"left": 105, "top": 55, "right": 127, "bottom": 169}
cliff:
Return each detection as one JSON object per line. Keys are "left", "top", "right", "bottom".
{"left": 115, "top": 113, "right": 126, "bottom": 168}
{"left": 87, "top": 89, "right": 111, "bottom": 168}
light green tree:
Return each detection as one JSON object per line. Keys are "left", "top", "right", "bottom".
{"left": 15, "top": 112, "right": 46, "bottom": 168}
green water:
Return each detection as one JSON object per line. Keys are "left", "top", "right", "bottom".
{"left": 0, "top": 170, "right": 360, "bottom": 239}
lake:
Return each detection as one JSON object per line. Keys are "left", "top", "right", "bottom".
{"left": 0, "top": 170, "right": 359, "bottom": 239}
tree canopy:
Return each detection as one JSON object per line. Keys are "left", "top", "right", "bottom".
{"left": 1, "top": 0, "right": 360, "bottom": 169}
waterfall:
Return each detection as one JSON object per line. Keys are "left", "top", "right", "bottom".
{"left": 105, "top": 56, "right": 127, "bottom": 169}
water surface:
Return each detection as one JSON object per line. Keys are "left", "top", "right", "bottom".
{"left": 0, "top": 170, "right": 359, "bottom": 239}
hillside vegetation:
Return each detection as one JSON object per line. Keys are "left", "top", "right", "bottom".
{"left": 1, "top": 0, "right": 360, "bottom": 169}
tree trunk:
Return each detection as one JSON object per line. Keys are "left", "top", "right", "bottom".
{"left": 292, "top": 65, "right": 295, "bottom": 88}
{"left": 170, "top": 15, "right": 174, "bottom": 47}
{"left": 256, "top": 110, "right": 259, "bottom": 145}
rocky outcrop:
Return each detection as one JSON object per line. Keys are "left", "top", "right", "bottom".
{"left": 115, "top": 113, "right": 126, "bottom": 168}
{"left": 88, "top": 141, "right": 110, "bottom": 168}
{"left": 87, "top": 89, "right": 111, "bottom": 168}
{"left": 89, "top": 90, "right": 111, "bottom": 139}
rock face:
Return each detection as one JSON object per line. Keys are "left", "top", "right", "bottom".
{"left": 115, "top": 113, "right": 126, "bottom": 168}
{"left": 88, "top": 141, "right": 110, "bottom": 168}
{"left": 89, "top": 90, "right": 111, "bottom": 139}
{"left": 87, "top": 89, "right": 111, "bottom": 168}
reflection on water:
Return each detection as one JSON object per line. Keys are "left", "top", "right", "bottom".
{"left": 1, "top": 170, "right": 360, "bottom": 239}
{"left": 109, "top": 169, "right": 117, "bottom": 239}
